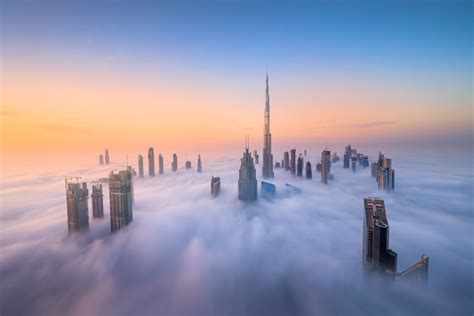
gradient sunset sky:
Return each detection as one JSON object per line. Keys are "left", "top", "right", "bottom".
{"left": 1, "top": 0, "right": 472, "bottom": 164}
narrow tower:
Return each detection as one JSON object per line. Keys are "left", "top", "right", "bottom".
{"left": 197, "top": 154, "right": 203, "bottom": 173}
{"left": 238, "top": 138, "right": 258, "bottom": 202}
{"left": 262, "top": 74, "right": 274, "bottom": 179}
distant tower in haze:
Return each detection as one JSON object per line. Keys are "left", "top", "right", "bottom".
{"left": 109, "top": 170, "right": 133, "bottom": 232}
{"left": 376, "top": 152, "right": 395, "bottom": 192}
{"left": 138, "top": 155, "right": 144, "bottom": 178}
{"left": 91, "top": 182, "right": 104, "bottom": 218}
{"left": 262, "top": 74, "right": 274, "bottom": 179}
{"left": 254, "top": 150, "right": 259, "bottom": 164}
{"left": 172, "top": 154, "right": 178, "bottom": 172}
{"left": 363, "top": 197, "right": 397, "bottom": 274}
{"left": 105, "top": 149, "right": 110, "bottom": 164}
{"left": 197, "top": 154, "right": 203, "bottom": 172}
{"left": 65, "top": 179, "right": 89, "bottom": 231}
{"left": 185, "top": 160, "right": 192, "bottom": 169}
{"left": 321, "top": 149, "right": 331, "bottom": 184}
{"left": 99, "top": 155, "right": 104, "bottom": 165}
{"left": 148, "top": 147, "right": 155, "bottom": 177}
{"left": 238, "top": 141, "right": 258, "bottom": 202}
{"left": 284, "top": 151, "right": 290, "bottom": 170}
{"left": 290, "top": 149, "right": 296, "bottom": 175}
{"left": 305, "top": 161, "right": 312, "bottom": 179}
{"left": 211, "top": 176, "right": 221, "bottom": 197}
{"left": 343, "top": 145, "right": 351, "bottom": 168}
{"left": 297, "top": 155, "right": 303, "bottom": 177}
{"left": 158, "top": 154, "right": 164, "bottom": 174}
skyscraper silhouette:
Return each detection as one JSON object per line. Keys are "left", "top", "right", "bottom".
{"left": 197, "top": 154, "right": 203, "bottom": 172}
{"left": 262, "top": 74, "right": 274, "bottom": 179}
{"left": 238, "top": 140, "right": 258, "bottom": 202}
{"left": 109, "top": 170, "right": 134, "bottom": 232}
{"left": 65, "top": 179, "right": 89, "bottom": 231}
{"left": 158, "top": 154, "right": 164, "bottom": 174}
{"left": 138, "top": 155, "right": 144, "bottom": 178}
{"left": 91, "top": 182, "right": 104, "bottom": 218}
{"left": 148, "top": 147, "right": 155, "bottom": 176}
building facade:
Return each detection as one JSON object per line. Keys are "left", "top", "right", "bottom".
{"left": 91, "top": 182, "right": 104, "bottom": 218}
{"left": 238, "top": 147, "right": 258, "bottom": 202}
{"left": 321, "top": 149, "right": 331, "bottom": 184}
{"left": 109, "top": 170, "right": 134, "bottom": 232}
{"left": 65, "top": 180, "right": 89, "bottom": 231}
{"left": 363, "top": 197, "right": 398, "bottom": 275}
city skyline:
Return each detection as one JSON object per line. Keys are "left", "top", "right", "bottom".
{"left": 0, "top": 1, "right": 472, "bottom": 315}
{"left": 1, "top": 1, "right": 471, "bottom": 168}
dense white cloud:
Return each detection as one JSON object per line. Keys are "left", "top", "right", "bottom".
{"left": 0, "top": 146, "right": 472, "bottom": 315}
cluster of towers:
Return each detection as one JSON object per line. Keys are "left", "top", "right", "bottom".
{"left": 363, "top": 197, "right": 428, "bottom": 284}
{"left": 65, "top": 169, "right": 134, "bottom": 233}
{"left": 343, "top": 145, "right": 369, "bottom": 172}
{"left": 98, "top": 149, "right": 110, "bottom": 165}
{"left": 371, "top": 152, "right": 395, "bottom": 192}
{"left": 137, "top": 149, "right": 202, "bottom": 178}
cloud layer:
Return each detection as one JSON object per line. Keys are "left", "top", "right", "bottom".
{"left": 0, "top": 146, "right": 472, "bottom": 315}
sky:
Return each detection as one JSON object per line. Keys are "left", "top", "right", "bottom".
{"left": 0, "top": 146, "right": 472, "bottom": 315}
{"left": 1, "top": 0, "right": 472, "bottom": 169}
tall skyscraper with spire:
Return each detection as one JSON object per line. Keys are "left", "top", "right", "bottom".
{"left": 262, "top": 74, "right": 274, "bottom": 179}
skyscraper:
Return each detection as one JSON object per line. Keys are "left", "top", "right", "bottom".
{"left": 238, "top": 144, "right": 258, "bottom": 202}
{"left": 185, "top": 160, "right": 192, "bottom": 169}
{"left": 91, "top": 182, "right": 104, "bottom": 218}
{"left": 363, "top": 197, "right": 397, "bottom": 275}
{"left": 343, "top": 145, "right": 351, "bottom": 168}
{"left": 158, "top": 154, "right": 164, "bottom": 174}
{"left": 99, "top": 155, "right": 104, "bottom": 165}
{"left": 172, "top": 153, "right": 178, "bottom": 172}
{"left": 138, "top": 155, "right": 144, "bottom": 178}
{"left": 284, "top": 151, "right": 290, "bottom": 170}
{"left": 109, "top": 170, "right": 133, "bottom": 232}
{"left": 321, "top": 149, "right": 331, "bottom": 184}
{"left": 65, "top": 179, "right": 89, "bottom": 231}
{"left": 297, "top": 155, "right": 303, "bottom": 177}
{"left": 305, "top": 161, "right": 312, "bottom": 179}
{"left": 351, "top": 156, "right": 357, "bottom": 172}
{"left": 105, "top": 149, "right": 110, "bottom": 164}
{"left": 211, "top": 176, "right": 221, "bottom": 197}
{"left": 148, "top": 147, "right": 155, "bottom": 177}
{"left": 376, "top": 152, "right": 395, "bottom": 192}
{"left": 290, "top": 149, "right": 296, "bottom": 175}
{"left": 197, "top": 154, "right": 202, "bottom": 172}
{"left": 262, "top": 74, "right": 274, "bottom": 179}
{"left": 254, "top": 150, "right": 259, "bottom": 164}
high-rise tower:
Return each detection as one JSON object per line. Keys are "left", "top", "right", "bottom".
{"left": 262, "top": 74, "right": 274, "bottom": 179}
{"left": 363, "top": 197, "right": 397, "bottom": 274}
{"left": 148, "top": 147, "right": 155, "bottom": 176}
{"left": 109, "top": 170, "right": 134, "bottom": 232}
{"left": 138, "top": 155, "right": 144, "bottom": 178}
{"left": 65, "top": 179, "right": 89, "bottom": 231}
{"left": 91, "top": 182, "right": 104, "bottom": 218}
{"left": 238, "top": 141, "right": 258, "bottom": 202}
{"left": 197, "top": 154, "right": 203, "bottom": 173}
{"left": 158, "top": 154, "right": 164, "bottom": 174}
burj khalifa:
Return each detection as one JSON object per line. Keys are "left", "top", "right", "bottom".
{"left": 262, "top": 74, "right": 274, "bottom": 179}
